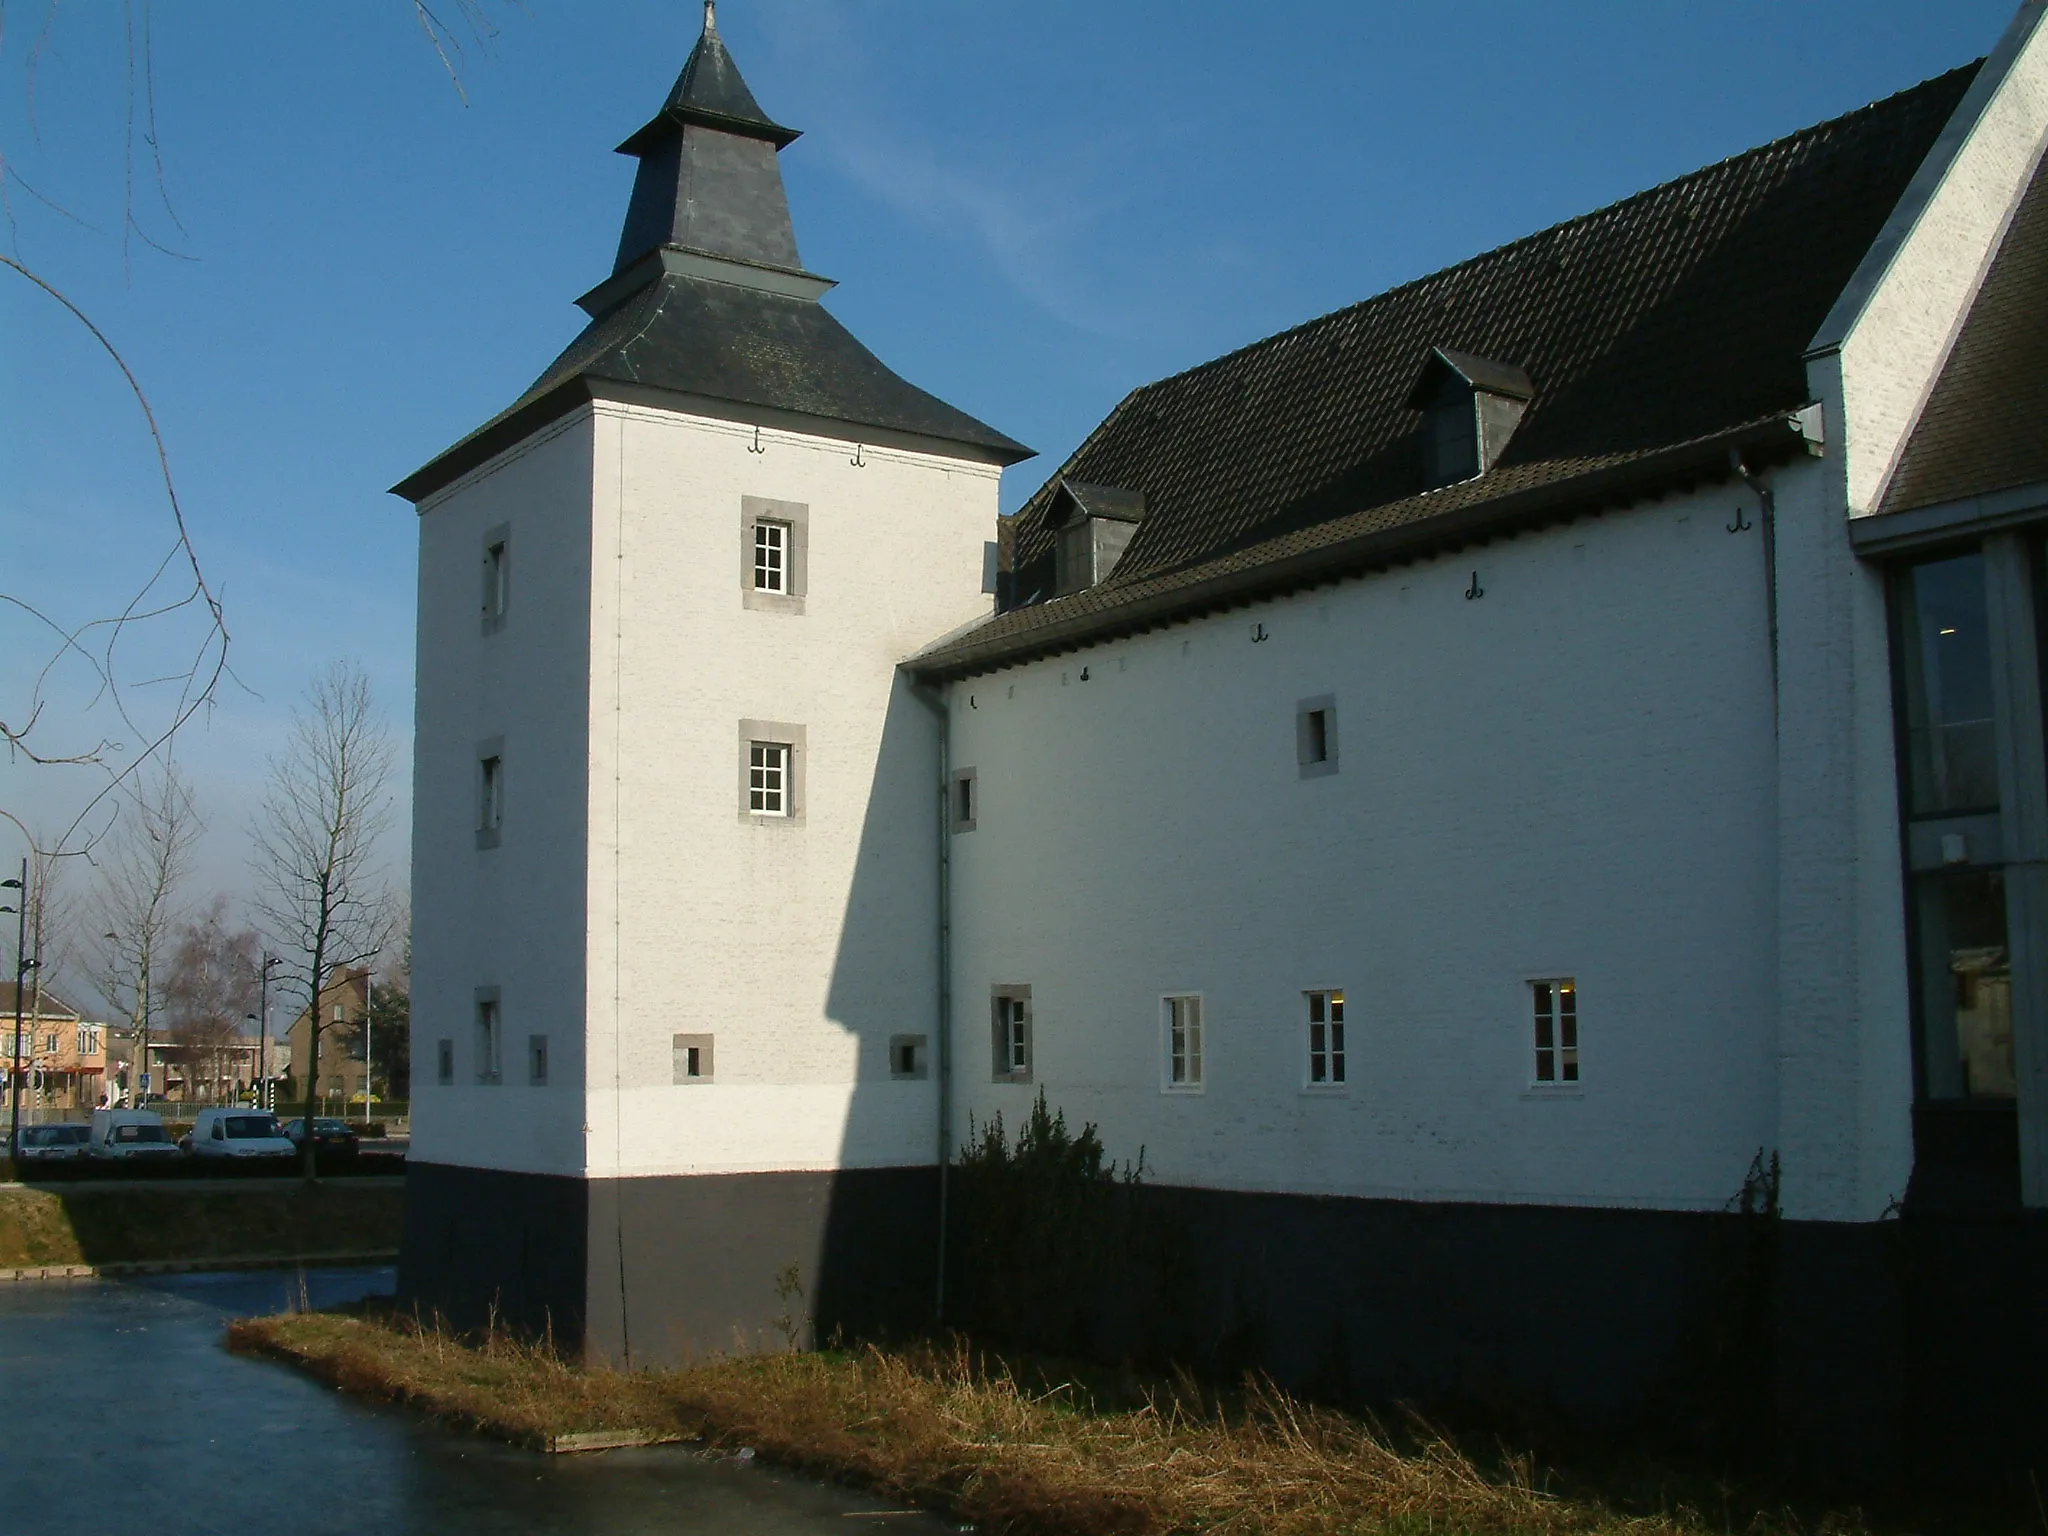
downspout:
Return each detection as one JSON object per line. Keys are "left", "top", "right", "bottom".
{"left": 908, "top": 677, "right": 952, "bottom": 1325}
{"left": 1731, "top": 448, "right": 1780, "bottom": 720}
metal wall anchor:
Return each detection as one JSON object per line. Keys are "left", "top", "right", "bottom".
{"left": 747, "top": 425, "right": 765, "bottom": 455}
{"left": 1465, "top": 572, "right": 1484, "bottom": 600}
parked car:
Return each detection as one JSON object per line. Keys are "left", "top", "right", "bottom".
{"left": 89, "top": 1109, "right": 182, "bottom": 1163}
{"left": 281, "top": 1118, "right": 360, "bottom": 1156}
{"left": 185, "top": 1108, "right": 295, "bottom": 1163}
{"left": 16, "top": 1124, "right": 93, "bottom": 1162}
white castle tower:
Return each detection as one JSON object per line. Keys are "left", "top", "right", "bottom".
{"left": 393, "top": 3, "right": 1030, "bottom": 1361}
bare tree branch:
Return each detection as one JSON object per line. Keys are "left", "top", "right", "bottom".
{"left": 249, "top": 662, "right": 394, "bottom": 1178}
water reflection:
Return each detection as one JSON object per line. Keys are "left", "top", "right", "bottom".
{"left": 0, "top": 1268, "right": 956, "bottom": 1536}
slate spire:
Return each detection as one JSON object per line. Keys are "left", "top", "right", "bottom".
{"left": 603, "top": 1, "right": 811, "bottom": 293}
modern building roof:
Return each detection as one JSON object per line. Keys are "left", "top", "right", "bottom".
{"left": 394, "top": 5, "right": 1029, "bottom": 504}
{"left": 1879, "top": 152, "right": 2048, "bottom": 516}
{"left": 912, "top": 64, "right": 1978, "bottom": 681}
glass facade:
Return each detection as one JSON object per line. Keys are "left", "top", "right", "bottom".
{"left": 1913, "top": 870, "right": 2015, "bottom": 1100}
{"left": 1899, "top": 553, "right": 1999, "bottom": 816}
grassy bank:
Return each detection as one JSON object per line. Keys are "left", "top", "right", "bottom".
{"left": 230, "top": 1307, "right": 1873, "bottom": 1536}
{"left": 0, "top": 1181, "right": 401, "bottom": 1269}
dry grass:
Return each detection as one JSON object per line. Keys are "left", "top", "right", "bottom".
{"left": 229, "top": 1307, "right": 1857, "bottom": 1536}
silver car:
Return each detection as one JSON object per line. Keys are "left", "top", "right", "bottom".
{"left": 16, "top": 1124, "right": 92, "bottom": 1162}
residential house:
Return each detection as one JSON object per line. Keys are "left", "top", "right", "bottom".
{"left": 395, "top": 0, "right": 2048, "bottom": 1483}
{"left": 283, "top": 967, "right": 372, "bottom": 1112}
{"left": 0, "top": 983, "right": 108, "bottom": 1113}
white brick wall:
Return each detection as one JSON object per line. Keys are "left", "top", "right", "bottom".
{"left": 948, "top": 482, "right": 1806, "bottom": 1214}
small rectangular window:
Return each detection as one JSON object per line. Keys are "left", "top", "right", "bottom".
{"left": 991, "top": 988, "right": 1031, "bottom": 1082}
{"left": 741, "top": 497, "right": 808, "bottom": 612}
{"left": 673, "top": 1033, "right": 715, "bottom": 1084}
{"left": 1297, "top": 695, "right": 1339, "bottom": 778}
{"left": 951, "top": 767, "right": 978, "bottom": 833}
{"left": 474, "top": 992, "right": 502, "bottom": 1085}
{"left": 436, "top": 1038, "right": 454, "bottom": 1086}
{"left": 528, "top": 1034, "right": 549, "bottom": 1087}
{"left": 749, "top": 742, "right": 789, "bottom": 816}
{"left": 1163, "top": 994, "right": 1204, "bottom": 1092}
{"left": 1531, "top": 979, "right": 1579, "bottom": 1085}
{"left": 481, "top": 523, "right": 510, "bottom": 633}
{"left": 753, "top": 520, "right": 788, "bottom": 592}
{"left": 889, "top": 1033, "right": 928, "bottom": 1080}
{"left": 1306, "top": 989, "right": 1346, "bottom": 1087}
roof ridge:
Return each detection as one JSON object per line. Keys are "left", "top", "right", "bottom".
{"left": 1124, "top": 61, "right": 1983, "bottom": 401}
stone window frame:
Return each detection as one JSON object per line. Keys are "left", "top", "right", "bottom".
{"left": 889, "top": 1033, "right": 929, "bottom": 1080}
{"left": 476, "top": 736, "right": 505, "bottom": 850}
{"left": 1297, "top": 695, "right": 1339, "bottom": 779}
{"left": 474, "top": 987, "right": 502, "bottom": 1086}
{"left": 481, "top": 522, "right": 511, "bottom": 635}
{"left": 741, "top": 496, "right": 808, "bottom": 615}
{"left": 673, "top": 1033, "right": 715, "bottom": 1084}
{"left": 739, "top": 720, "right": 806, "bottom": 825}
{"left": 951, "top": 766, "right": 978, "bottom": 833}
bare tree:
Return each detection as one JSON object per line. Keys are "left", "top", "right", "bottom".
{"left": 250, "top": 663, "right": 394, "bottom": 1179}
{"left": 87, "top": 763, "right": 202, "bottom": 1106}
{"left": 159, "top": 895, "right": 260, "bottom": 1104}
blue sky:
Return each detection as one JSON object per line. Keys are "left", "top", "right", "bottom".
{"left": 0, "top": 0, "right": 2022, "bottom": 929}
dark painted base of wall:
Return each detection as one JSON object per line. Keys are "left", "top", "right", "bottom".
{"left": 402, "top": 1165, "right": 2047, "bottom": 1490}
{"left": 945, "top": 1182, "right": 2048, "bottom": 1494}
{"left": 400, "top": 1161, "right": 937, "bottom": 1367}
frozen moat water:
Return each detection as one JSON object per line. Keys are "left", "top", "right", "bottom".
{"left": 0, "top": 1267, "right": 958, "bottom": 1536}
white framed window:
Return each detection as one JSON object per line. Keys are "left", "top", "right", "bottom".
{"left": 474, "top": 990, "right": 502, "bottom": 1085}
{"left": 749, "top": 742, "right": 789, "bottom": 815}
{"left": 673, "top": 1033, "right": 714, "bottom": 1084}
{"left": 753, "top": 519, "right": 788, "bottom": 592}
{"left": 1162, "top": 993, "right": 1204, "bottom": 1092}
{"left": 480, "top": 523, "right": 510, "bottom": 633}
{"left": 1306, "top": 989, "right": 1346, "bottom": 1087}
{"left": 1531, "top": 978, "right": 1580, "bottom": 1086}
{"left": 741, "top": 496, "right": 807, "bottom": 613}
{"left": 991, "top": 986, "right": 1031, "bottom": 1082}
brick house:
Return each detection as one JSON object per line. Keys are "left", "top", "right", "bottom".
{"left": 282, "top": 967, "right": 372, "bottom": 1113}
{"left": 0, "top": 983, "right": 109, "bottom": 1112}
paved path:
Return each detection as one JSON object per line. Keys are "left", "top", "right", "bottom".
{"left": 0, "top": 1268, "right": 960, "bottom": 1536}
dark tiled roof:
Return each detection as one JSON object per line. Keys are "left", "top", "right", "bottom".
{"left": 914, "top": 64, "right": 1976, "bottom": 679}
{"left": 1880, "top": 153, "right": 2048, "bottom": 515}
{"left": 394, "top": 275, "right": 1032, "bottom": 500}
{"left": 621, "top": 8, "right": 798, "bottom": 152}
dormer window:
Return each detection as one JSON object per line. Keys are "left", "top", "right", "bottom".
{"left": 1404, "top": 348, "right": 1535, "bottom": 490}
{"left": 1046, "top": 480, "right": 1147, "bottom": 597}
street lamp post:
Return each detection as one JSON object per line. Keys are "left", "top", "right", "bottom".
{"left": 251, "top": 953, "right": 280, "bottom": 1111}
{"left": 3, "top": 861, "right": 39, "bottom": 1165}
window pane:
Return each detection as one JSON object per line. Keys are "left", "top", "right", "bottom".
{"left": 1308, "top": 994, "right": 1324, "bottom": 1024}
{"left": 1560, "top": 1050, "right": 1579, "bottom": 1082}
{"left": 1535, "top": 1051, "right": 1555, "bottom": 1082}
{"left": 1329, "top": 993, "right": 1344, "bottom": 1024}
{"left": 1914, "top": 870, "right": 2014, "bottom": 1100}
{"left": 1534, "top": 1013, "right": 1553, "bottom": 1050}
{"left": 1900, "top": 553, "right": 1999, "bottom": 816}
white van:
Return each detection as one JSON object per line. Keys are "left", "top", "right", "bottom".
{"left": 88, "top": 1109, "right": 181, "bottom": 1163}
{"left": 184, "top": 1108, "right": 295, "bottom": 1163}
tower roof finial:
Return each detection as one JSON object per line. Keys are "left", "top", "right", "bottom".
{"left": 703, "top": 0, "right": 716, "bottom": 34}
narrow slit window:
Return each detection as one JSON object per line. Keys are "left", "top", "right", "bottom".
{"left": 753, "top": 520, "right": 788, "bottom": 593}
{"left": 481, "top": 524, "right": 510, "bottom": 632}
{"left": 479, "top": 755, "right": 504, "bottom": 834}
{"left": 749, "top": 742, "right": 789, "bottom": 816}
{"left": 436, "top": 1038, "right": 454, "bottom": 1087}
{"left": 673, "top": 1033, "right": 715, "bottom": 1083}
{"left": 528, "top": 1034, "right": 549, "bottom": 1087}
{"left": 1307, "top": 990, "right": 1346, "bottom": 1085}
{"left": 890, "top": 1033, "right": 928, "bottom": 1080}
{"left": 1532, "top": 979, "right": 1579, "bottom": 1085}
{"left": 1164, "top": 994, "right": 1203, "bottom": 1091}
{"left": 474, "top": 996, "right": 501, "bottom": 1085}
{"left": 952, "top": 767, "right": 978, "bottom": 833}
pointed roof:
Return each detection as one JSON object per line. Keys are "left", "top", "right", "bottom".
{"left": 619, "top": 2, "right": 799, "bottom": 153}
{"left": 392, "top": 8, "right": 1031, "bottom": 502}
